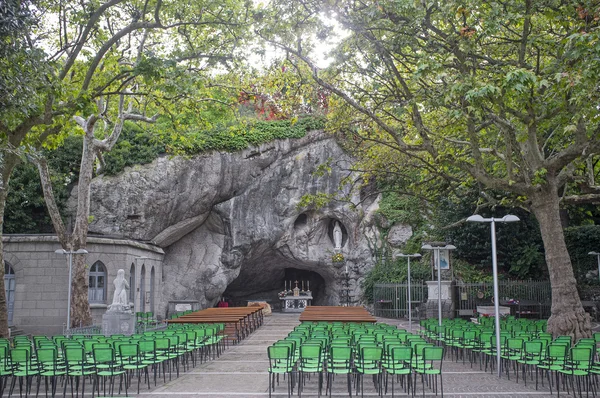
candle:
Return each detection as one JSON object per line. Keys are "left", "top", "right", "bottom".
{"left": 307, "top": 281, "right": 310, "bottom": 290}
{"left": 302, "top": 281, "right": 305, "bottom": 291}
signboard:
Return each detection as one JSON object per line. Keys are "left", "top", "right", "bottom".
{"left": 175, "top": 303, "right": 192, "bottom": 312}
{"left": 433, "top": 249, "right": 451, "bottom": 270}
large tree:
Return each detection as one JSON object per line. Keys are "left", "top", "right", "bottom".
{"left": 260, "top": 0, "right": 600, "bottom": 337}
{"left": 0, "top": 0, "right": 249, "bottom": 331}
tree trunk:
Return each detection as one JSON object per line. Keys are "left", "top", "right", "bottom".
{"left": 70, "top": 253, "right": 92, "bottom": 328}
{"left": 531, "top": 183, "right": 591, "bottom": 339}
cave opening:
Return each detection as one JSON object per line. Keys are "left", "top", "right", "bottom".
{"left": 222, "top": 266, "right": 329, "bottom": 310}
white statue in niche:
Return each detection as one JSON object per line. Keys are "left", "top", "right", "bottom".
{"left": 108, "top": 269, "right": 130, "bottom": 312}
{"left": 333, "top": 221, "right": 343, "bottom": 251}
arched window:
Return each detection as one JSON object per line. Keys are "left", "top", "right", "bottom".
{"left": 150, "top": 266, "right": 155, "bottom": 313}
{"left": 140, "top": 264, "right": 146, "bottom": 312}
{"left": 88, "top": 261, "right": 107, "bottom": 303}
{"left": 129, "top": 263, "right": 136, "bottom": 305}
{"left": 4, "top": 262, "right": 15, "bottom": 326}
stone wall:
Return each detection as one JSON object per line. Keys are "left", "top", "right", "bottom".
{"left": 2, "top": 235, "right": 163, "bottom": 335}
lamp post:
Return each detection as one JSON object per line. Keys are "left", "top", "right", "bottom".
{"left": 588, "top": 252, "right": 600, "bottom": 283}
{"left": 466, "top": 214, "right": 520, "bottom": 377}
{"left": 421, "top": 244, "right": 456, "bottom": 329}
{"left": 396, "top": 253, "right": 421, "bottom": 332}
{"left": 55, "top": 248, "right": 89, "bottom": 330}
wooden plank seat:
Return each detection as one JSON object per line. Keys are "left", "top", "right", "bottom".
{"left": 170, "top": 316, "right": 248, "bottom": 343}
{"left": 168, "top": 306, "right": 264, "bottom": 343}
{"left": 299, "top": 306, "right": 376, "bottom": 323}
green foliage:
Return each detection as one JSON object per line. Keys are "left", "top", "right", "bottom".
{"left": 4, "top": 116, "right": 326, "bottom": 233}
{"left": 4, "top": 163, "right": 55, "bottom": 234}
{"left": 3, "top": 135, "right": 82, "bottom": 233}
{"left": 361, "top": 258, "right": 431, "bottom": 303}
{"left": 102, "top": 122, "right": 165, "bottom": 176}
{"left": 452, "top": 259, "right": 493, "bottom": 283}
{"left": 378, "top": 192, "right": 424, "bottom": 228}
{"left": 167, "top": 116, "right": 325, "bottom": 154}
{"left": 564, "top": 225, "right": 600, "bottom": 283}
{"left": 433, "top": 187, "right": 547, "bottom": 279}
{"left": 0, "top": 1, "right": 52, "bottom": 129}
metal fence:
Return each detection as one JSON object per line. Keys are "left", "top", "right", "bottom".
{"left": 373, "top": 282, "right": 428, "bottom": 319}
{"left": 374, "top": 280, "right": 552, "bottom": 320}
{"left": 63, "top": 320, "right": 168, "bottom": 336}
{"left": 454, "top": 280, "right": 552, "bottom": 318}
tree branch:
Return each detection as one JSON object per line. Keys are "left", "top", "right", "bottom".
{"left": 28, "top": 154, "right": 69, "bottom": 247}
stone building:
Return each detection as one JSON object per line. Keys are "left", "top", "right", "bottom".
{"left": 2, "top": 235, "right": 163, "bottom": 335}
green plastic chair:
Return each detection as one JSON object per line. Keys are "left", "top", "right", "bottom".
{"left": 516, "top": 340, "right": 543, "bottom": 388}
{"left": 268, "top": 344, "right": 294, "bottom": 398}
{"left": 36, "top": 346, "right": 66, "bottom": 398}
{"left": 139, "top": 339, "right": 166, "bottom": 386}
{"left": 119, "top": 343, "right": 150, "bottom": 394}
{"left": 326, "top": 345, "right": 352, "bottom": 396}
{"left": 62, "top": 346, "right": 95, "bottom": 398}
{"left": 383, "top": 345, "right": 412, "bottom": 397}
{"left": 557, "top": 346, "right": 593, "bottom": 397}
{"left": 8, "top": 347, "right": 39, "bottom": 398}
{"left": 92, "top": 346, "right": 127, "bottom": 397}
{"left": 537, "top": 343, "right": 568, "bottom": 394}
{"left": 297, "top": 344, "right": 324, "bottom": 397}
{"left": 414, "top": 345, "right": 444, "bottom": 397}
{"left": 356, "top": 346, "right": 383, "bottom": 398}
{"left": 0, "top": 345, "right": 11, "bottom": 397}
{"left": 154, "top": 337, "right": 177, "bottom": 380}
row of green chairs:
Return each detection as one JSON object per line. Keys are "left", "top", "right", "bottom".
{"left": 269, "top": 321, "right": 445, "bottom": 397}
{"left": 0, "top": 321, "right": 227, "bottom": 397}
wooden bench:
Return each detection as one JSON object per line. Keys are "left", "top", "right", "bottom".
{"left": 299, "top": 306, "right": 376, "bottom": 323}
{"left": 168, "top": 306, "right": 264, "bottom": 343}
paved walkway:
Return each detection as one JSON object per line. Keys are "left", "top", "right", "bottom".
{"left": 134, "top": 313, "right": 570, "bottom": 398}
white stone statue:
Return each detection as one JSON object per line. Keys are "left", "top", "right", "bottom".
{"left": 333, "top": 221, "right": 343, "bottom": 251}
{"left": 108, "top": 269, "right": 130, "bottom": 312}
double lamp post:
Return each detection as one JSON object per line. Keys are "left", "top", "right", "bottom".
{"left": 397, "top": 214, "right": 519, "bottom": 378}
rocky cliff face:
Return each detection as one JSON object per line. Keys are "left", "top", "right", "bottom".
{"left": 86, "top": 131, "right": 382, "bottom": 313}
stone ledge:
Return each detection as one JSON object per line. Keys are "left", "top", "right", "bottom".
{"left": 2, "top": 234, "right": 164, "bottom": 254}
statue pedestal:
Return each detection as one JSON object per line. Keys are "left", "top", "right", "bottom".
{"left": 425, "top": 281, "right": 454, "bottom": 319}
{"left": 102, "top": 311, "right": 135, "bottom": 336}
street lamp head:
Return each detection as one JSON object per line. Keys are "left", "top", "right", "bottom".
{"left": 421, "top": 244, "right": 433, "bottom": 250}
{"left": 397, "top": 253, "right": 422, "bottom": 258}
{"left": 444, "top": 245, "right": 457, "bottom": 250}
{"left": 589, "top": 251, "right": 600, "bottom": 256}
{"left": 500, "top": 215, "right": 520, "bottom": 223}
{"left": 466, "top": 215, "right": 485, "bottom": 223}
{"left": 55, "top": 249, "right": 88, "bottom": 255}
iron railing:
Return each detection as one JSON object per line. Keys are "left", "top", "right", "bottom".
{"left": 63, "top": 320, "right": 168, "bottom": 336}
{"left": 454, "top": 280, "right": 551, "bottom": 318}
{"left": 374, "top": 280, "right": 552, "bottom": 320}
{"left": 373, "top": 282, "right": 428, "bottom": 319}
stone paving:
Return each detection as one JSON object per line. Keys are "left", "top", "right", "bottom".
{"left": 129, "top": 313, "right": 595, "bottom": 398}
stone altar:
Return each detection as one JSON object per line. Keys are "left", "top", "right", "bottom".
{"left": 280, "top": 295, "right": 312, "bottom": 313}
